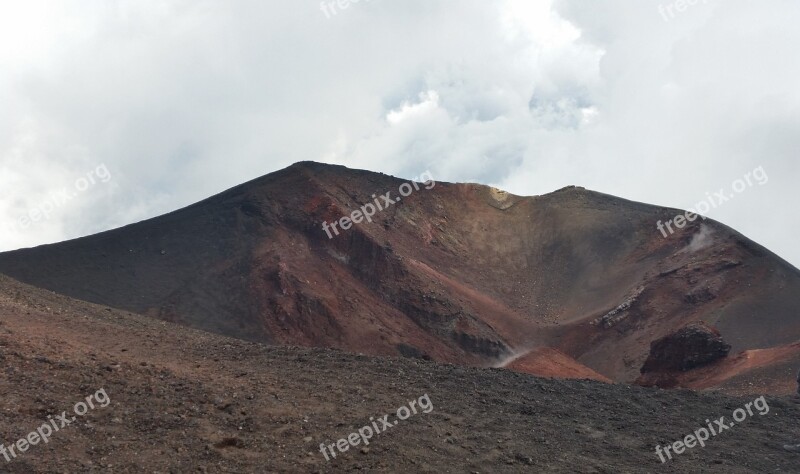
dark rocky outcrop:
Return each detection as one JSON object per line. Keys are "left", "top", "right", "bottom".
{"left": 640, "top": 322, "right": 731, "bottom": 373}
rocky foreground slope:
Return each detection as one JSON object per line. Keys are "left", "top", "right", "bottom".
{"left": 1, "top": 162, "right": 799, "bottom": 392}
{"left": 1, "top": 274, "right": 799, "bottom": 473}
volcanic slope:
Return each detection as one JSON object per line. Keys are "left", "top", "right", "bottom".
{"left": 1, "top": 273, "right": 800, "bottom": 473}
{"left": 1, "top": 162, "right": 799, "bottom": 391}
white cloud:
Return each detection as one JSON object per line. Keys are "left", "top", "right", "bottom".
{"left": 1, "top": 0, "right": 798, "bottom": 269}
{"left": 386, "top": 91, "right": 441, "bottom": 125}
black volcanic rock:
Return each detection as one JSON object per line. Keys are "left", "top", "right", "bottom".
{"left": 641, "top": 322, "right": 731, "bottom": 373}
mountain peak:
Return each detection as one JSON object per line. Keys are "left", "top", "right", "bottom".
{"left": 1, "top": 162, "right": 798, "bottom": 394}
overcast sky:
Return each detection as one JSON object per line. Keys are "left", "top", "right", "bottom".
{"left": 1, "top": 0, "right": 798, "bottom": 267}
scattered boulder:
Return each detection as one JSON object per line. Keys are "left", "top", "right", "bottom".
{"left": 641, "top": 322, "right": 731, "bottom": 373}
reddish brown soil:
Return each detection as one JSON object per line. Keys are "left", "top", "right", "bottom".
{"left": 2, "top": 274, "right": 800, "bottom": 473}
{"left": 639, "top": 342, "right": 800, "bottom": 395}
{"left": 504, "top": 347, "right": 612, "bottom": 383}
{"left": 1, "top": 162, "right": 799, "bottom": 394}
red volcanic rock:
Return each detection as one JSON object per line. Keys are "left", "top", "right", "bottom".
{"left": 2, "top": 161, "right": 800, "bottom": 392}
{"left": 504, "top": 347, "right": 612, "bottom": 383}
{"left": 640, "top": 322, "right": 731, "bottom": 373}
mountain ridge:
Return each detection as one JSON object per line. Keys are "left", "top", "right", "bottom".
{"left": 1, "top": 161, "right": 798, "bottom": 393}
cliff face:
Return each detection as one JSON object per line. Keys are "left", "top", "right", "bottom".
{"left": 1, "top": 161, "right": 799, "bottom": 392}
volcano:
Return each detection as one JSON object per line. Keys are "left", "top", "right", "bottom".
{"left": 1, "top": 161, "right": 798, "bottom": 394}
